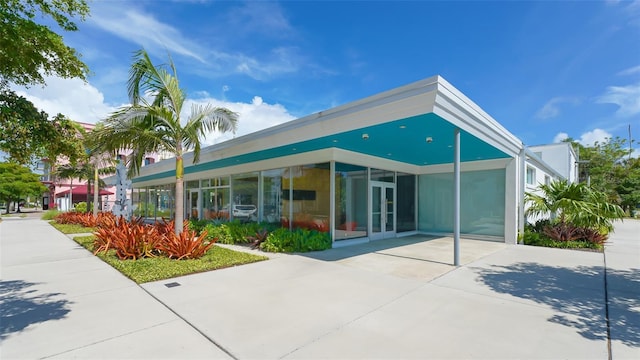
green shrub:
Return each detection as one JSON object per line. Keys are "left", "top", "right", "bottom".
{"left": 188, "top": 218, "right": 211, "bottom": 233}
{"left": 523, "top": 226, "right": 603, "bottom": 251}
{"left": 261, "top": 227, "right": 331, "bottom": 253}
{"left": 42, "top": 209, "right": 61, "bottom": 220}
{"left": 74, "top": 202, "right": 87, "bottom": 213}
{"left": 204, "top": 223, "right": 232, "bottom": 244}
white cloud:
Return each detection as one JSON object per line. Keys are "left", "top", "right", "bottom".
{"left": 11, "top": 76, "right": 118, "bottom": 124}
{"left": 535, "top": 97, "right": 580, "bottom": 119}
{"left": 184, "top": 95, "right": 296, "bottom": 146}
{"left": 553, "top": 132, "right": 569, "bottom": 143}
{"left": 578, "top": 129, "right": 613, "bottom": 146}
{"left": 86, "top": 2, "right": 327, "bottom": 82}
{"left": 10, "top": 74, "right": 297, "bottom": 145}
{"left": 90, "top": 6, "right": 205, "bottom": 63}
{"left": 618, "top": 64, "right": 640, "bottom": 76}
{"left": 226, "top": 2, "right": 294, "bottom": 37}
{"left": 596, "top": 82, "right": 640, "bottom": 116}
{"left": 552, "top": 129, "right": 614, "bottom": 147}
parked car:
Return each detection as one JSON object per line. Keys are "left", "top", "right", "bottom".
{"left": 233, "top": 204, "right": 257, "bottom": 218}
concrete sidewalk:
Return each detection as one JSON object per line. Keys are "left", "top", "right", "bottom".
{"left": 604, "top": 220, "right": 640, "bottom": 359}
{"left": 0, "top": 218, "right": 230, "bottom": 359}
{"left": 1, "top": 217, "right": 638, "bottom": 359}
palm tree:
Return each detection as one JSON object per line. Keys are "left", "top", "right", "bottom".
{"left": 54, "top": 162, "right": 86, "bottom": 211}
{"left": 525, "top": 179, "right": 625, "bottom": 233}
{"left": 92, "top": 49, "right": 238, "bottom": 234}
{"left": 54, "top": 159, "right": 114, "bottom": 212}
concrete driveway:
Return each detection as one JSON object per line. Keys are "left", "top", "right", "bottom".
{"left": 2, "top": 215, "right": 638, "bottom": 359}
{"left": 142, "top": 227, "right": 637, "bottom": 359}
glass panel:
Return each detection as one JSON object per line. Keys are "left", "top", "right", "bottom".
{"left": 147, "top": 188, "right": 158, "bottom": 218}
{"left": 202, "top": 187, "right": 230, "bottom": 220}
{"left": 232, "top": 173, "right": 259, "bottom": 222}
{"left": 334, "top": 163, "right": 368, "bottom": 240}
{"left": 371, "top": 168, "right": 395, "bottom": 182}
{"left": 418, "top": 169, "right": 506, "bottom": 237}
{"left": 262, "top": 168, "right": 288, "bottom": 227}
{"left": 372, "top": 186, "right": 382, "bottom": 233}
{"left": 186, "top": 180, "right": 199, "bottom": 190}
{"left": 189, "top": 191, "right": 199, "bottom": 220}
{"left": 385, "top": 186, "right": 394, "bottom": 232}
{"left": 156, "top": 187, "right": 171, "bottom": 218}
{"left": 397, "top": 173, "right": 416, "bottom": 232}
{"left": 148, "top": 188, "right": 158, "bottom": 219}
{"left": 214, "top": 176, "right": 230, "bottom": 187}
{"left": 289, "top": 163, "right": 330, "bottom": 232}
{"left": 200, "top": 179, "right": 210, "bottom": 188}
{"left": 132, "top": 188, "right": 145, "bottom": 217}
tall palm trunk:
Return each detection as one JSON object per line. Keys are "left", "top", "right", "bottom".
{"left": 86, "top": 179, "right": 91, "bottom": 213}
{"left": 69, "top": 179, "right": 73, "bottom": 210}
{"left": 175, "top": 155, "right": 184, "bottom": 235}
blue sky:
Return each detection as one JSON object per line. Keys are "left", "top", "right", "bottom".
{"left": 14, "top": 0, "right": 640, "bottom": 153}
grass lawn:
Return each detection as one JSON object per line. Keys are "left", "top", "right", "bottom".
{"left": 48, "top": 220, "right": 269, "bottom": 283}
{"left": 73, "top": 234, "right": 268, "bottom": 283}
{"left": 50, "top": 221, "right": 96, "bottom": 234}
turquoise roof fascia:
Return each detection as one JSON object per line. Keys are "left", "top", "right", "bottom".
{"left": 133, "top": 113, "right": 510, "bottom": 184}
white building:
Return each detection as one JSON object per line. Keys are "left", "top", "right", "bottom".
{"left": 130, "top": 76, "right": 568, "bottom": 247}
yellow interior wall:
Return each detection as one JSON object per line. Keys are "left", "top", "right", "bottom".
{"left": 282, "top": 167, "right": 330, "bottom": 219}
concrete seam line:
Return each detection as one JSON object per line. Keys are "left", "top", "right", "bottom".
{"left": 138, "top": 285, "right": 239, "bottom": 360}
{"left": 603, "top": 251, "right": 612, "bottom": 360}
{"left": 40, "top": 320, "right": 177, "bottom": 359}
{"left": 279, "top": 283, "right": 426, "bottom": 359}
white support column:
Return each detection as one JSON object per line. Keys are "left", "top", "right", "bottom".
{"left": 453, "top": 128, "right": 461, "bottom": 266}
{"left": 518, "top": 147, "right": 526, "bottom": 243}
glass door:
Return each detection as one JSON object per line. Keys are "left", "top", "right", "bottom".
{"left": 370, "top": 181, "right": 395, "bottom": 240}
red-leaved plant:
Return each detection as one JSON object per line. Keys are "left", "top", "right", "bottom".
{"left": 93, "top": 217, "right": 160, "bottom": 260}
{"left": 247, "top": 229, "right": 269, "bottom": 249}
{"left": 158, "top": 229, "right": 216, "bottom": 260}
{"left": 93, "top": 217, "right": 215, "bottom": 261}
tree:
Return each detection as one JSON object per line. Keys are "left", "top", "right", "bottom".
{"left": 0, "top": 162, "right": 47, "bottom": 214}
{"left": 54, "top": 162, "right": 85, "bottom": 210}
{"left": 0, "top": 0, "right": 90, "bottom": 86}
{"left": 54, "top": 147, "right": 116, "bottom": 213}
{"left": 564, "top": 136, "right": 639, "bottom": 213}
{"left": 0, "top": 89, "right": 85, "bottom": 165}
{"left": 615, "top": 157, "right": 640, "bottom": 214}
{"left": 92, "top": 49, "right": 238, "bottom": 234}
{"left": 525, "top": 179, "right": 625, "bottom": 233}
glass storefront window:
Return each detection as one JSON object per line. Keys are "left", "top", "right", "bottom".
{"left": 397, "top": 173, "right": 416, "bottom": 232}
{"left": 418, "top": 169, "right": 505, "bottom": 237}
{"left": 371, "top": 168, "right": 395, "bottom": 182}
{"left": 132, "top": 188, "right": 145, "bottom": 217}
{"left": 202, "top": 187, "right": 230, "bottom": 220}
{"left": 334, "top": 163, "right": 368, "bottom": 240}
{"left": 231, "top": 172, "right": 259, "bottom": 222}
{"left": 288, "top": 163, "right": 330, "bottom": 232}
{"left": 157, "top": 185, "right": 173, "bottom": 218}
{"left": 262, "top": 168, "right": 288, "bottom": 226}
{"left": 185, "top": 180, "right": 199, "bottom": 189}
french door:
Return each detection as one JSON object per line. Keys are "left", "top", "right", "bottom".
{"left": 370, "top": 181, "right": 395, "bottom": 240}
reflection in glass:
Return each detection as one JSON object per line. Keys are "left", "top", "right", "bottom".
{"left": 262, "top": 168, "right": 288, "bottom": 226}
{"left": 397, "top": 173, "right": 416, "bottom": 232}
{"left": 334, "top": 163, "right": 368, "bottom": 240}
{"left": 288, "top": 163, "right": 330, "bottom": 232}
{"left": 232, "top": 172, "right": 259, "bottom": 222}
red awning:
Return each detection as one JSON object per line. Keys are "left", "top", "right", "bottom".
{"left": 57, "top": 186, "right": 113, "bottom": 196}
